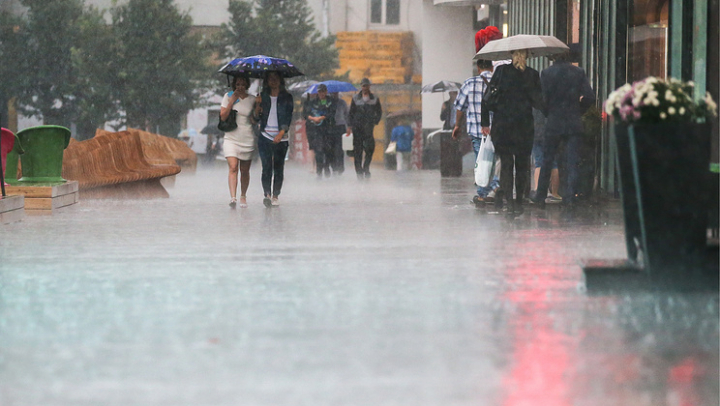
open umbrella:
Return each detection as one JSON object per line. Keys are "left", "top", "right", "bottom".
{"left": 288, "top": 80, "right": 319, "bottom": 93}
{"left": 473, "top": 35, "right": 569, "bottom": 61}
{"left": 420, "top": 80, "right": 462, "bottom": 94}
{"left": 305, "top": 80, "right": 357, "bottom": 94}
{"left": 219, "top": 55, "right": 304, "bottom": 78}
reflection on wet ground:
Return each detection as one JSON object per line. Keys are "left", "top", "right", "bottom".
{"left": 1, "top": 163, "right": 717, "bottom": 406}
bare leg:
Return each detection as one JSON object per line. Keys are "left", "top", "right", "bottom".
{"left": 238, "top": 159, "right": 251, "bottom": 204}
{"left": 227, "top": 157, "right": 239, "bottom": 200}
{"left": 550, "top": 168, "right": 561, "bottom": 198}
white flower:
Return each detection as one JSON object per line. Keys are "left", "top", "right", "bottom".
{"left": 660, "top": 112, "right": 667, "bottom": 119}
{"left": 665, "top": 90, "right": 673, "bottom": 100}
{"left": 679, "top": 107, "right": 685, "bottom": 115}
{"left": 652, "top": 99, "right": 660, "bottom": 106}
{"left": 668, "top": 107, "right": 676, "bottom": 115}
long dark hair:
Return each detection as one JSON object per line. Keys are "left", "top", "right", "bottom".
{"left": 261, "top": 71, "right": 287, "bottom": 94}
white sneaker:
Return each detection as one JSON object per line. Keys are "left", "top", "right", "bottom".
{"left": 271, "top": 196, "right": 280, "bottom": 206}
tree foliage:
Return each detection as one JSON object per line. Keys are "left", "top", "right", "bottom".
{"left": 111, "top": 0, "right": 214, "bottom": 134}
{"left": 219, "top": 0, "right": 338, "bottom": 82}
{"left": 15, "top": 0, "right": 85, "bottom": 127}
{"left": 0, "top": 10, "right": 29, "bottom": 128}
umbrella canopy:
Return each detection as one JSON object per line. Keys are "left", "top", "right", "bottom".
{"left": 473, "top": 35, "right": 569, "bottom": 61}
{"left": 219, "top": 55, "right": 304, "bottom": 78}
{"left": 305, "top": 80, "right": 357, "bottom": 94}
{"left": 420, "top": 80, "right": 462, "bottom": 94}
{"left": 288, "top": 80, "right": 319, "bottom": 93}
{"left": 200, "top": 123, "right": 223, "bottom": 136}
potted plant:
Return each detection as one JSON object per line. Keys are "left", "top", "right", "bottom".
{"left": 604, "top": 77, "right": 718, "bottom": 282}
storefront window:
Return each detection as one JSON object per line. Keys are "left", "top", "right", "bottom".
{"left": 628, "top": 0, "right": 669, "bottom": 81}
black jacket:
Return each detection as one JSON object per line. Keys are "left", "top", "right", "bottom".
{"left": 348, "top": 91, "right": 382, "bottom": 132}
{"left": 540, "top": 62, "right": 595, "bottom": 136}
{"left": 481, "top": 64, "right": 543, "bottom": 152}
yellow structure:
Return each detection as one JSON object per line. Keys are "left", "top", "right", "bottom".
{"left": 335, "top": 31, "right": 415, "bottom": 85}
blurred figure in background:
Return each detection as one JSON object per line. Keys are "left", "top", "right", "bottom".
{"left": 331, "top": 92, "right": 349, "bottom": 174}
{"left": 304, "top": 84, "right": 337, "bottom": 178}
{"left": 391, "top": 119, "right": 414, "bottom": 171}
{"left": 440, "top": 91, "right": 458, "bottom": 130}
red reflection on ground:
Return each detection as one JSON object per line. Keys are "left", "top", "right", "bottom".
{"left": 501, "top": 235, "right": 575, "bottom": 406}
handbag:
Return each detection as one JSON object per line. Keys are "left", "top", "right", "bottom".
{"left": 385, "top": 141, "right": 397, "bottom": 155}
{"left": 483, "top": 67, "right": 503, "bottom": 112}
{"left": 218, "top": 109, "right": 238, "bottom": 132}
{"left": 474, "top": 135, "right": 494, "bottom": 187}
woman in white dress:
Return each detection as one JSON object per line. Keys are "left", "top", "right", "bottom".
{"left": 220, "top": 76, "right": 259, "bottom": 208}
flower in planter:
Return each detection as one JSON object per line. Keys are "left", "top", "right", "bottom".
{"left": 604, "top": 77, "right": 717, "bottom": 124}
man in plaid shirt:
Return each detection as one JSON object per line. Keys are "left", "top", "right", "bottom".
{"left": 452, "top": 59, "right": 499, "bottom": 203}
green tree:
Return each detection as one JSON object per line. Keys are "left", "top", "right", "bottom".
{"left": 219, "top": 0, "right": 339, "bottom": 82}
{"left": 111, "top": 0, "right": 213, "bottom": 136}
{"left": 71, "top": 6, "right": 122, "bottom": 140}
{"left": 0, "top": 10, "right": 29, "bottom": 129}
{"left": 15, "top": 0, "right": 85, "bottom": 127}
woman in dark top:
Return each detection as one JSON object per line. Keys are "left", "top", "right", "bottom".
{"left": 481, "top": 49, "right": 543, "bottom": 215}
{"left": 255, "top": 71, "right": 294, "bottom": 207}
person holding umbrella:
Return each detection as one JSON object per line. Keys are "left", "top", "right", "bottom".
{"left": 304, "top": 83, "right": 337, "bottom": 178}
{"left": 480, "top": 49, "right": 543, "bottom": 215}
{"left": 255, "top": 71, "right": 294, "bottom": 207}
{"left": 221, "top": 75, "right": 257, "bottom": 208}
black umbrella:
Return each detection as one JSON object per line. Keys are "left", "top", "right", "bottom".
{"left": 201, "top": 123, "right": 224, "bottom": 136}
{"left": 219, "top": 55, "right": 304, "bottom": 78}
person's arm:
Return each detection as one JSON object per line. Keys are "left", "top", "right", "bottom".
{"left": 452, "top": 110, "right": 465, "bottom": 140}
{"left": 220, "top": 93, "right": 238, "bottom": 120}
{"left": 274, "top": 93, "right": 293, "bottom": 143}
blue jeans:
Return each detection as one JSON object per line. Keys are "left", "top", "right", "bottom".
{"left": 472, "top": 137, "right": 499, "bottom": 197}
{"left": 258, "top": 135, "right": 289, "bottom": 197}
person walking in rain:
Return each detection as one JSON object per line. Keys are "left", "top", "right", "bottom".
{"left": 390, "top": 119, "right": 414, "bottom": 171}
{"left": 348, "top": 78, "right": 382, "bottom": 179}
{"left": 532, "top": 48, "right": 596, "bottom": 210}
{"left": 255, "top": 71, "right": 293, "bottom": 207}
{"left": 220, "top": 75, "right": 257, "bottom": 208}
{"left": 481, "top": 49, "right": 543, "bottom": 215}
{"left": 453, "top": 58, "right": 499, "bottom": 204}
{"left": 304, "top": 84, "right": 337, "bottom": 178}
{"left": 331, "top": 92, "right": 349, "bottom": 174}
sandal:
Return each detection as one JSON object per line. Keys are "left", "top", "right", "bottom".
{"left": 239, "top": 196, "right": 248, "bottom": 208}
{"left": 229, "top": 197, "right": 237, "bottom": 208}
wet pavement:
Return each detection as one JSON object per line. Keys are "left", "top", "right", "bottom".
{"left": 1, "top": 162, "right": 718, "bottom": 406}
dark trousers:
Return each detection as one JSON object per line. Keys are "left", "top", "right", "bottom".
{"left": 332, "top": 125, "right": 346, "bottom": 173}
{"left": 314, "top": 126, "right": 334, "bottom": 175}
{"left": 536, "top": 133, "right": 581, "bottom": 204}
{"left": 258, "top": 135, "right": 288, "bottom": 197}
{"left": 497, "top": 148, "right": 532, "bottom": 206}
{"left": 353, "top": 127, "right": 375, "bottom": 174}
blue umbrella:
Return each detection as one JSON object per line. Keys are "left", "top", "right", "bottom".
{"left": 305, "top": 80, "right": 358, "bottom": 94}
{"left": 219, "top": 55, "right": 304, "bottom": 78}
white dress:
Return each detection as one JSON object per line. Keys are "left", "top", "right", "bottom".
{"left": 221, "top": 92, "right": 257, "bottom": 160}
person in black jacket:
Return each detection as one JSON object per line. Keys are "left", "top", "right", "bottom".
{"left": 481, "top": 49, "right": 543, "bottom": 215}
{"left": 348, "top": 78, "right": 382, "bottom": 179}
{"left": 532, "top": 50, "right": 596, "bottom": 209}
{"left": 304, "top": 84, "right": 337, "bottom": 178}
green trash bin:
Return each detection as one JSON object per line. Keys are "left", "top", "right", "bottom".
{"left": 15, "top": 125, "right": 71, "bottom": 183}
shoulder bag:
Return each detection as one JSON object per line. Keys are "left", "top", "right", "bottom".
{"left": 218, "top": 109, "right": 238, "bottom": 132}
{"left": 483, "top": 67, "right": 503, "bottom": 112}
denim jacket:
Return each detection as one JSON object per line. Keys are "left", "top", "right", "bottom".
{"left": 258, "top": 91, "right": 294, "bottom": 133}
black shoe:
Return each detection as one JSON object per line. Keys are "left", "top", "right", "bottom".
{"left": 472, "top": 195, "right": 486, "bottom": 205}
{"left": 364, "top": 171, "right": 371, "bottom": 178}
{"left": 531, "top": 197, "right": 546, "bottom": 209}
{"left": 263, "top": 196, "right": 272, "bottom": 208}
{"left": 513, "top": 203, "right": 524, "bottom": 215}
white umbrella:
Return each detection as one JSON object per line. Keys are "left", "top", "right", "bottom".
{"left": 420, "top": 80, "right": 462, "bottom": 94}
{"left": 473, "top": 34, "right": 569, "bottom": 61}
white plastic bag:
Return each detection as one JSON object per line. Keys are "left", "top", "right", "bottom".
{"left": 342, "top": 132, "right": 353, "bottom": 151}
{"left": 474, "top": 135, "right": 494, "bottom": 187}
